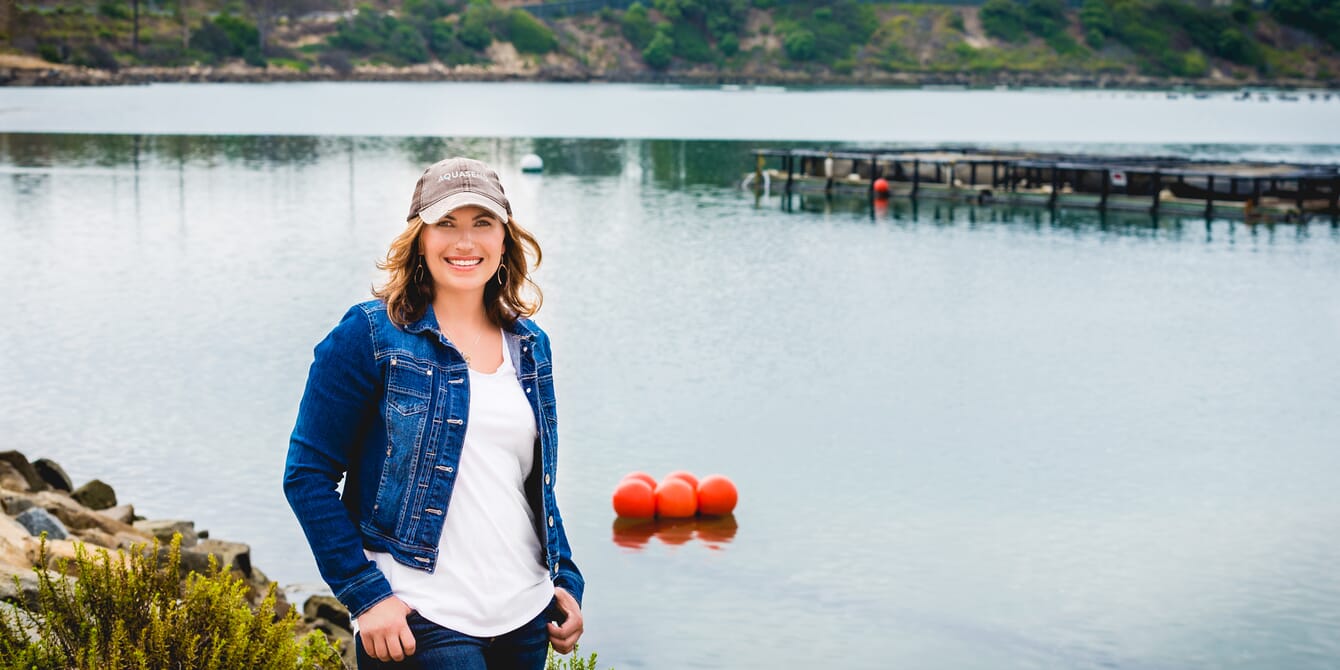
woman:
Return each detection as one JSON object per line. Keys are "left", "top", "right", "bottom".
{"left": 284, "top": 157, "right": 584, "bottom": 669}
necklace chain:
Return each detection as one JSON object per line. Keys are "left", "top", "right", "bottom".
{"left": 443, "top": 326, "right": 484, "bottom": 364}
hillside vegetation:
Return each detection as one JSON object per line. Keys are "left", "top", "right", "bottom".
{"left": 2, "top": 0, "right": 1337, "bottom": 86}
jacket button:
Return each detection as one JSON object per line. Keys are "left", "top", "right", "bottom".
{"left": 526, "top": 387, "right": 532, "bottom": 394}
{"left": 548, "top": 515, "right": 554, "bottom": 527}
{"left": 386, "top": 446, "right": 392, "bottom": 456}
{"left": 544, "top": 473, "right": 551, "bottom": 486}
{"left": 426, "top": 369, "right": 432, "bottom": 376}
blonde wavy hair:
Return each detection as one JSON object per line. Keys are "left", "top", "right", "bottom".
{"left": 374, "top": 215, "right": 544, "bottom": 329}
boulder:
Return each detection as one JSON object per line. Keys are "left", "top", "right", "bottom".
{"left": 0, "top": 460, "right": 31, "bottom": 492}
{"left": 31, "top": 491, "right": 144, "bottom": 538}
{"left": 303, "top": 594, "right": 351, "bottom": 632}
{"left": 32, "top": 458, "right": 73, "bottom": 492}
{"left": 97, "top": 504, "right": 136, "bottom": 525}
{"left": 0, "top": 567, "right": 44, "bottom": 610}
{"left": 181, "top": 539, "right": 251, "bottom": 578}
{"left": 0, "top": 451, "right": 46, "bottom": 492}
{"left": 15, "top": 508, "right": 68, "bottom": 540}
{"left": 71, "top": 479, "right": 117, "bottom": 510}
{"left": 1, "top": 491, "right": 35, "bottom": 516}
{"left": 132, "top": 519, "right": 197, "bottom": 547}
{"left": 0, "top": 515, "right": 32, "bottom": 567}
{"left": 70, "top": 527, "right": 120, "bottom": 550}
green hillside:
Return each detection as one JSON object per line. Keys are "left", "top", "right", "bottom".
{"left": 2, "top": 0, "right": 1337, "bottom": 85}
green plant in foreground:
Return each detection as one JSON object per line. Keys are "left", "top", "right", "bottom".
{"left": 0, "top": 535, "right": 344, "bottom": 670}
{"left": 546, "top": 644, "right": 606, "bottom": 670}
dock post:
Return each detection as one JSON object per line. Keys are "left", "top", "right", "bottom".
{"left": 912, "top": 159, "right": 921, "bottom": 198}
{"left": 1100, "top": 169, "right": 1110, "bottom": 210}
{"left": 1252, "top": 177, "right": 1261, "bottom": 206}
{"left": 1151, "top": 171, "right": 1162, "bottom": 215}
{"left": 1296, "top": 178, "right": 1306, "bottom": 217}
{"left": 991, "top": 161, "right": 999, "bottom": 189}
{"left": 1329, "top": 176, "right": 1339, "bottom": 220}
{"left": 754, "top": 154, "right": 764, "bottom": 191}
{"left": 935, "top": 162, "right": 942, "bottom": 185}
{"left": 1049, "top": 168, "right": 1059, "bottom": 209}
{"left": 1205, "top": 174, "right": 1215, "bottom": 219}
{"left": 970, "top": 163, "right": 978, "bottom": 188}
{"left": 785, "top": 153, "right": 794, "bottom": 193}
{"left": 869, "top": 153, "right": 878, "bottom": 204}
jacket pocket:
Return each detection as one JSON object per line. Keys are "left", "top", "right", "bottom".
{"left": 374, "top": 356, "right": 433, "bottom": 530}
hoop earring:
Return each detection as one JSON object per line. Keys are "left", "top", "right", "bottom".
{"left": 496, "top": 262, "right": 509, "bottom": 286}
{"left": 413, "top": 256, "right": 425, "bottom": 285}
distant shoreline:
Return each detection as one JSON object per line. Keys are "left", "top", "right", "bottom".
{"left": 3, "top": 60, "right": 1336, "bottom": 91}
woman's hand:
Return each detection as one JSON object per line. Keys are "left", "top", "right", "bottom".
{"left": 357, "top": 596, "right": 416, "bottom": 662}
{"left": 547, "top": 587, "right": 584, "bottom": 654}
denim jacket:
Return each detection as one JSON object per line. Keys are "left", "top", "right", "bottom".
{"left": 284, "top": 300, "right": 583, "bottom": 619}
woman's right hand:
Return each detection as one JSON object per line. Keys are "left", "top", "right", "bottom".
{"left": 357, "top": 596, "right": 416, "bottom": 662}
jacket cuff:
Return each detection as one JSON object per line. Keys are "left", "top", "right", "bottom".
{"left": 337, "top": 569, "right": 395, "bottom": 620}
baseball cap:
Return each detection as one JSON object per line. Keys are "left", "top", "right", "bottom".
{"left": 407, "top": 157, "right": 511, "bottom": 226}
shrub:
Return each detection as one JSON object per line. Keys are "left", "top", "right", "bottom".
{"left": 642, "top": 30, "right": 673, "bottom": 68}
{"left": 0, "top": 537, "right": 344, "bottom": 670}
{"left": 981, "top": 0, "right": 1028, "bottom": 42}
{"left": 672, "top": 21, "right": 713, "bottom": 62}
{"left": 782, "top": 27, "right": 815, "bottom": 61}
{"left": 622, "top": 2, "right": 655, "bottom": 50}
{"left": 506, "top": 9, "right": 557, "bottom": 54}
{"left": 97, "top": 1, "right": 130, "bottom": 20}
{"left": 458, "top": 5, "right": 495, "bottom": 50}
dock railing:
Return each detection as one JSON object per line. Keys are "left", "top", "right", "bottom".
{"left": 750, "top": 147, "right": 1340, "bottom": 222}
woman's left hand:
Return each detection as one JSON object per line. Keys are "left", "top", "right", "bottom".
{"left": 546, "top": 587, "right": 584, "bottom": 654}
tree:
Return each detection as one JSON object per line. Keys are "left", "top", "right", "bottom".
{"left": 642, "top": 30, "right": 672, "bottom": 68}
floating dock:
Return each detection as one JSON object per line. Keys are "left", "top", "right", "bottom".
{"left": 746, "top": 148, "right": 1340, "bottom": 223}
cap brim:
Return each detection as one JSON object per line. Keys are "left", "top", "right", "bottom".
{"left": 418, "top": 192, "right": 509, "bottom": 225}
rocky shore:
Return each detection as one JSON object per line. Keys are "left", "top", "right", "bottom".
{"left": 1, "top": 54, "right": 1333, "bottom": 90}
{"left": 0, "top": 449, "right": 356, "bottom": 667}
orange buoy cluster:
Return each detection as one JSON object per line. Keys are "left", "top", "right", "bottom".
{"left": 612, "top": 471, "right": 738, "bottom": 519}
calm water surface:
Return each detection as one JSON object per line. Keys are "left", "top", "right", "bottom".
{"left": 1, "top": 129, "right": 1338, "bottom": 669}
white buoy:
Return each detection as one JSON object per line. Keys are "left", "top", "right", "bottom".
{"left": 520, "top": 154, "right": 544, "bottom": 173}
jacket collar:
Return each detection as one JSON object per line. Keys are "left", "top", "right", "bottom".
{"left": 404, "top": 305, "right": 537, "bottom": 341}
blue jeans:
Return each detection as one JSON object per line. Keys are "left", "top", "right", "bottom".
{"left": 356, "top": 610, "right": 551, "bottom": 670}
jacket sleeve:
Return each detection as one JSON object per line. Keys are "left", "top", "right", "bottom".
{"left": 283, "top": 305, "right": 394, "bottom": 619}
{"left": 541, "top": 328, "right": 585, "bottom": 607}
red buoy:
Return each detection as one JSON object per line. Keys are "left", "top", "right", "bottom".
{"left": 873, "top": 178, "right": 890, "bottom": 196}
{"left": 696, "top": 475, "right": 738, "bottom": 516}
{"left": 612, "top": 479, "right": 656, "bottom": 518}
{"left": 654, "top": 478, "right": 697, "bottom": 518}
{"left": 621, "top": 471, "right": 657, "bottom": 490}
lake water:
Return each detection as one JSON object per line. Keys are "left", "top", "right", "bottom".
{"left": 1, "top": 84, "right": 1339, "bottom": 669}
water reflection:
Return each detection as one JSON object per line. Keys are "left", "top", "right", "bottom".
{"left": 612, "top": 515, "right": 739, "bottom": 551}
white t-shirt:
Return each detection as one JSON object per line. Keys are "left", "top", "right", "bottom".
{"left": 365, "top": 332, "right": 553, "bottom": 636}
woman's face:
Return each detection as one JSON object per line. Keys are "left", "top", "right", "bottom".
{"left": 419, "top": 205, "right": 507, "bottom": 300}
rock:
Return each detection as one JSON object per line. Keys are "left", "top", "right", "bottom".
{"left": 1, "top": 492, "right": 35, "bottom": 515}
{"left": 303, "top": 594, "right": 351, "bottom": 632}
{"left": 182, "top": 539, "right": 251, "bottom": 578}
{"left": 132, "top": 519, "right": 197, "bottom": 547}
{"left": 0, "top": 567, "right": 44, "bottom": 610}
{"left": 0, "top": 451, "right": 46, "bottom": 492}
{"left": 97, "top": 504, "right": 135, "bottom": 525}
{"left": 71, "top": 479, "right": 117, "bottom": 510}
{"left": 32, "top": 458, "right": 73, "bottom": 492}
{"left": 0, "top": 460, "right": 31, "bottom": 492}
{"left": 31, "top": 491, "right": 145, "bottom": 538}
{"left": 15, "top": 508, "right": 69, "bottom": 540}
{"left": 0, "top": 515, "right": 32, "bottom": 566}
{"left": 311, "top": 617, "right": 356, "bottom": 664}
{"left": 70, "top": 527, "right": 119, "bottom": 549}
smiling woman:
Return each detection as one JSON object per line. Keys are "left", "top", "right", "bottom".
{"left": 283, "top": 157, "right": 584, "bottom": 669}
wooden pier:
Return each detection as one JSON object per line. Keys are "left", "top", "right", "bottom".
{"left": 746, "top": 148, "right": 1340, "bottom": 223}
